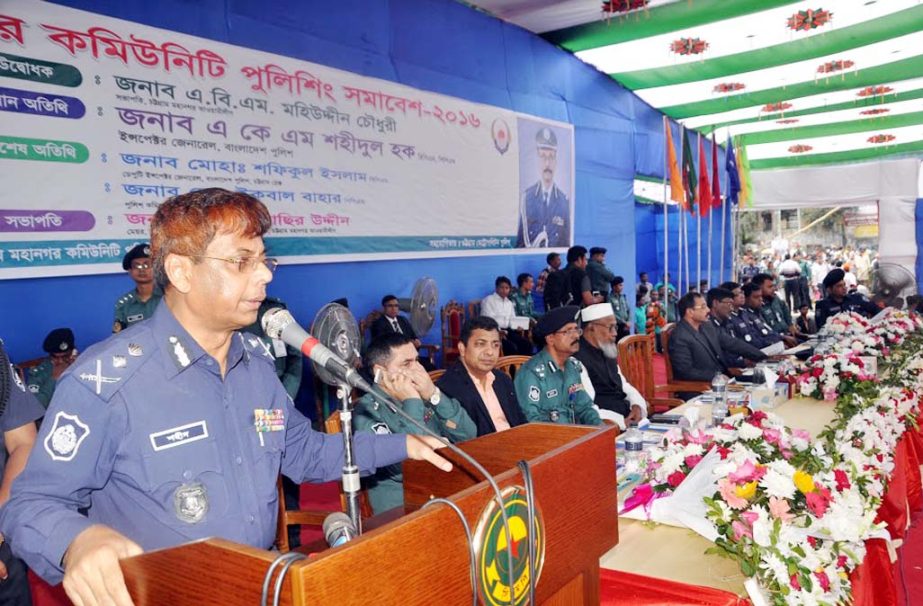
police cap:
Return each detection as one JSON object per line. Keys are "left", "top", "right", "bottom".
{"left": 823, "top": 268, "right": 845, "bottom": 290}
{"left": 535, "top": 128, "right": 557, "bottom": 150}
{"left": 122, "top": 243, "right": 152, "bottom": 270}
{"left": 534, "top": 305, "right": 580, "bottom": 342}
{"left": 43, "top": 327, "right": 75, "bottom": 354}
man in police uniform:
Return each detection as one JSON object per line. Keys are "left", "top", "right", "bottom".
{"left": 514, "top": 306, "right": 600, "bottom": 425}
{"left": 609, "top": 276, "right": 630, "bottom": 340}
{"left": 0, "top": 189, "right": 451, "bottom": 606}
{"left": 740, "top": 283, "right": 791, "bottom": 348}
{"left": 815, "top": 268, "right": 880, "bottom": 329}
{"left": 353, "top": 333, "right": 475, "bottom": 513}
{"left": 752, "top": 273, "right": 802, "bottom": 342}
{"left": 113, "top": 243, "right": 163, "bottom": 333}
{"left": 0, "top": 338, "right": 45, "bottom": 605}
{"left": 516, "top": 128, "right": 570, "bottom": 248}
{"left": 27, "top": 328, "right": 77, "bottom": 409}
{"left": 573, "top": 304, "right": 647, "bottom": 428}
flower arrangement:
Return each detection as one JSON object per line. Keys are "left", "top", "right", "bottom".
{"left": 787, "top": 144, "right": 812, "bottom": 154}
{"left": 713, "top": 82, "right": 745, "bottom": 94}
{"left": 669, "top": 37, "right": 709, "bottom": 56}
{"left": 867, "top": 133, "right": 896, "bottom": 144}
{"left": 787, "top": 8, "right": 833, "bottom": 32}
{"left": 628, "top": 309, "right": 923, "bottom": 605}
{"left": 795, "top": 353, "right": 873, "bottom": 400}
{"left": 816, "top": 59, "right": 853, "bottom": 74}
{"left": 857, "top": 85, "right": 893, "bottom": 98}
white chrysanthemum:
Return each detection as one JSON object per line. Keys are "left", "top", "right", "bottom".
{"left": 760, "top": 467, "right": 796, "bottom": 500}
{"left": 738, "top": 422, "right": 763, "bottom": 441}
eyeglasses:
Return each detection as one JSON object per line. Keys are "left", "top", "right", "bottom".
{"left": 554, "top": 327, "right": 582, "bottom": 336}
{"left": 191, "top": 255, "right": 278, "bottom": 273}
{"left": 593, "top": 323, "right": 618, "bottom": 333}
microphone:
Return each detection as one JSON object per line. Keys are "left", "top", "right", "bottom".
{"left": 261, "top": 307, "right": 372, "bottom": 392}
{"left": 323, "top": 512, "right": 358, "bottom": 547}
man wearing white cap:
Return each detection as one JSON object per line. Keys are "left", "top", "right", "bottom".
{"left": 573, "top": 304, "right": 648, "bottom": 429}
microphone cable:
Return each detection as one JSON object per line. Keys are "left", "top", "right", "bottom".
{"left": 517, "top": 460, "right": 538, "bottom": 606}
{"left": 368, "top": 386, "right": 517, "bottom": 606}
{"left": 260, "top": 551, "right": 306, "bottom": 606}
{"left": 420, "top": 497, "right": 478, "bottom": 606}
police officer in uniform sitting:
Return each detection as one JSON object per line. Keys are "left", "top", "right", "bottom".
{"left": 815, "top": 267, "right": 880, "bottom": 329}
{"left": 740, "top": 283, "right": 790, "bottom": 348}
{"left": 112, "top": 243, "right": 163, "bottom": 333}
{"left": 353, "top": 333, "right": 475, "bottom": 514}
{"left": 0, "top": 189, "right": 451, "bottom": 606}
{"left": 516, "top": 128, "right": 570, "bottom": 248}
{"left": 27, "top": 328, "right": 77, "bottom": 409}
{"left": 514, "top": 306, "right": 601, "bottom": 426}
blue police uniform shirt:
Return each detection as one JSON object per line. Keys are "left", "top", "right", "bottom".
{"left": 516, "top": 182, "right": 569, "bottom": 248}
{"left": 0, "top": 303, "right": 407, "bottom": 584}
{"left": 0, "top": 340, "right": 46, "bottom": 477}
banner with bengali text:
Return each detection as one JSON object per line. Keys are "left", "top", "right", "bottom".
{"left": 0, "top": 3, "right": 574, "bottom": 279}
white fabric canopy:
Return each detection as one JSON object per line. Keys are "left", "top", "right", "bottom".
{"left": 749, "top": 158, "right": 920, "bottom": 273}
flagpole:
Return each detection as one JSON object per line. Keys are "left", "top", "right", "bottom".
{"left": 663, "top": 116, "right": 669, "bottom": 305}
{"left": 696, "top": 133, "right": 703, "bottom": 291}
{"left": 684, "top": 204, "right": 691, "bottom": 293}
{"left": 678, "top": 125, "right": 685, "bottom": 295}
{"left": 707, "top": 195, "right": 714, "bottom": 287}
{"left": 720, "top": 194, "right": 727, "bottom": 283}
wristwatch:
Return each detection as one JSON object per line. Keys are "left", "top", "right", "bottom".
{"left": 428, "top": 387, "right": 441, "bottom": 406}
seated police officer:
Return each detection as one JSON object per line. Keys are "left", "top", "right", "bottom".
{"left": 353, "top": 333, "right": 475, "bottom": 513}
{"left": 815, "top": 268, "right": 880, "bottom": 329}
{"left": 514, "top": 306, "right": 601, "bottom": 426}
{"left": 740, "top": 283, "right": 790, "bottom": 349}
{"left": 0, "top": 338, "right": 45, "bottom": 605}
{"left": 27, "top": 328, "right": 78, "bottom": 409}
{"left": 0, "top": 189, "right": 451, "bottom": 606}
{"left": 113, "top": 243, "right": 163, "bottom": 333}
{"left": 436, "top": 316, "right": 527, "bottom": 437}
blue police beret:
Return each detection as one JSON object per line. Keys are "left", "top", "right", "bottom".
{"left": 122, "top": 243, "right": 152, "bottom": 270}
{"left": 535, "top": 305, "right": 580, "bottom": 341}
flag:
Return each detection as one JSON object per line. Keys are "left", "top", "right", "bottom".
{"left": 711, "top": 132, "right": 721, "bottom": 210}
{"left": 725, "top": 133, "right": 741, "bottom": 205}
{"left": 736, "top": 139, "right": 753, "bottom": 207}
{"left": 664, "top": 120, "right": 684, "bottom": 205}
{"left": 697, "top": 133, "right": 711, "bottom": 217}
{"left": 681, "top": 128, "right": 696, "bottom": 214}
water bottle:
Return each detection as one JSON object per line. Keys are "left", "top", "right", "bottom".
{"left": 624, "top": 423, "right": 643, "bottom": 462}
{"left": 711, "top": 373, "right": 728, "bottom": 426}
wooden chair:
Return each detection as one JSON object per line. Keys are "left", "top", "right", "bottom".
{"left": 428, "top": 368, "right": 446, "bottom": 382}
{"left": 658, "top": 323, "right": 711, "bottom": 396}
{"left": 495, "top": 355, "right": 531, "bottom": 379}
{"left": 440, "top": 300, "right": 465, "bottom": 367}
{"left": 616, "top": 334, "right": 683, "bottom": 414}
{"left": 274, "top": 410, "right": 373, "bottom": 552}
{"left": 15, "top": 356, "right": 45, "bottom": 383}
{"left": 467, "top": 299, "right": 481, "bottom": 320}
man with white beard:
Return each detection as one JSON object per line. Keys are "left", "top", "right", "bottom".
{"left": 573, "top": 303, "right": 648, "bottom": 428}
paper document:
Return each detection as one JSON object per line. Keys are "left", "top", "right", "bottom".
{"left": 760, "top": 341, "right": 785, "bottom": 356}
{"left": 509, "top": 316, "right": 530, "bottom": 330}
{"left": 782, "top": 343, "right": 811, "bottom": 355}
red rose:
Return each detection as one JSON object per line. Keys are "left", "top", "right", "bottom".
{"left": 667, "top": 471, "right": 686, "bottom": 487}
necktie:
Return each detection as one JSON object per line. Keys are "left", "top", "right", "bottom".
{"left": 392, "top": 319, "right": 402, "bottom": 334}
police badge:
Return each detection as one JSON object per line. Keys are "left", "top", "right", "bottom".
{"left": 43, "top": 411, "right": 91, "bottom": 462}
{"left": 174, "top": 482, "right": 208, "bottom": 523}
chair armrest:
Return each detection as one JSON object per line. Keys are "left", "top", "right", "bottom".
{"left": 649, "top": 397, "right": 685, "bottom": 410}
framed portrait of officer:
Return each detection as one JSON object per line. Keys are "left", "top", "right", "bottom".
{"left": 515, "top": 118, "right": 574, "bottom": 249}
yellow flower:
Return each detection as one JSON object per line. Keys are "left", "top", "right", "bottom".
{"left": 794, "top": 470, "right": 816, "bottom": 494}
{"left": 734, "top": 481, "right": 757, "bottom": 501}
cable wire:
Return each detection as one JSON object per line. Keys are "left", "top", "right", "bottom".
{"left": 421, "top": 498, "right": 478, "bottom": 606}
{"left": 517, "top": 460, "right": 537, "bottom": 606}
{"left": 260, "top": 551, "right": 305, "bottom": 606}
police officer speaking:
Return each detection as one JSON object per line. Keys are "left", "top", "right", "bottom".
{"left": 516, "top": 128, "right": 570, "bottom": 248}
{"left": 0, "top": 189, "right": 452, "bottom": 606}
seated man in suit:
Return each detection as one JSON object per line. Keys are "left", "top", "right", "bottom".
{"left": 573, "top": 303, "right": 648, "bottom": 429}
{"left": 669, "top": 292, "right": 767, "bottom": 399}
{"left": 353, "top": 333, "right": 476, "bottom": 514}
{"left": 371, "top": 294, "right": 434, "bottom": 370}
{"left": 436, "top": 316, "right": 527, "bottom": 437}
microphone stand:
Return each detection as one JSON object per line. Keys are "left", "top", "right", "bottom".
{"left": 336, "top": 382, "right": 362, "bottom": 535}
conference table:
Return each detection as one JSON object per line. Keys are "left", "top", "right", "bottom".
{"left": 598, "top": 396, "right": 922, "bottom": 606}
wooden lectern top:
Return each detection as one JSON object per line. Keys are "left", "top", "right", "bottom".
{"left": 121, "top": 423, "right": 618, "bottom": 605}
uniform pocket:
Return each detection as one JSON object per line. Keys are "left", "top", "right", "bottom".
{"left": 140, "top": 437, "right": 229, "bottom": 521}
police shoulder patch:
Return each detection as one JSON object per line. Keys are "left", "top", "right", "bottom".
{"left": 528, "top": 385, "right": 540, "bottom": 402}
{"left": 370, "top": 422, "right": 391, "bottom": 435}
{"left": 44, "top": 411, "right": 91, "bottom": 461}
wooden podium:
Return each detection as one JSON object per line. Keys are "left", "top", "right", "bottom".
{"left": 121, "top": 423, "right": 618, "bottom": 605}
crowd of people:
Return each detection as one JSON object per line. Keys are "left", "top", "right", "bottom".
{"left": 0, "top": 189, "right": 910, "bottom": 606}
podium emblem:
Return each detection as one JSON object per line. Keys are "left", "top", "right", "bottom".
{"left": 473, "top": 486, "right": 545, "bottom": 606}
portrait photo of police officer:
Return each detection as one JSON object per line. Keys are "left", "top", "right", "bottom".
{"left": 516, "top": 120, "right": 573, "bottom": 249}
